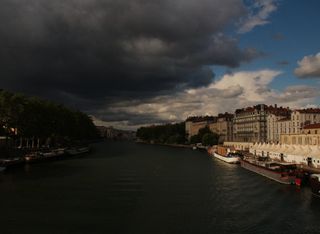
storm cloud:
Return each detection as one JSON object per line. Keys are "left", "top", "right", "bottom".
{"left": 0, "top": 0, "right": 261, "bottom": 105}
{"left": 93, "top": 69, "right": 320, "bottom": 130}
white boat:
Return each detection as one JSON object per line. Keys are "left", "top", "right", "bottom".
{"left": 213, "top": 152, "right": 240, "bottom": 164}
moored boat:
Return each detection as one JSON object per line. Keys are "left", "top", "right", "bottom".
{"left": 213, "top": 152, "right": 240, "bottom": 164}
{"left": 65, "top": 146, "right": 90, "bottom": 156}
{"left": 209, "top": 146, "right": 241, "bottom": 164}
{"left": 25, "top": 148, "right": 66, "bottom": 163}
{"left": 310, "top": 174, "right": 320, "bottom": 197}
{"left": 240, "top": 157, "right": 297, "bottom": 185}
{"left": 0, "top": 157, "right": 25, "bottom": 168}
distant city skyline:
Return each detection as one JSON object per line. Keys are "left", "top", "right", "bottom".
{"left": 1, "top": 0, "right": 320, "bottom": 130}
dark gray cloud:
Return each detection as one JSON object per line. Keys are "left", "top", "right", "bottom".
{"left": 0, "top": 0, "right": 262, "bottom": 124}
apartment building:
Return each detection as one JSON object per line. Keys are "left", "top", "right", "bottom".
{"left": 185, "top": 116, "right": 217, "bottom": 139}
{"left": 291, "top": 109, "right": 320, "bottom": 134}
{"left": 280, "top": 123, "right": 320, "bottom": 145}
{"left": 266, "top": 107, "right": 291, "bottom": 143}
{"left": 233, "top": 104, "right": 269, "bottom": 143}
{"left": 209, "top": 113, "right": 234, "bottom": 143}
{"left": 233, "top": 104, "right": 290, "bottom": 143}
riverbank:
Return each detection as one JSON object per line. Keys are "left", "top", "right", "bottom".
{"left": 0, "top": 145, "right": 91, "bottom": 170}
{"left": 136, "top": 140, "right": 193, "bottom": 149}
{"left": 1, "top": 141, "right": 318, "bottom": 234}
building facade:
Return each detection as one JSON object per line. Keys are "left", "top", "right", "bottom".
{"left": 280, "top": 123, "right": 320, "bottom": 145}
{"left": 291, "top": 109, "right": 320, "bottom": 134}
{"left": 267, "top": 109, "right": 291, "bottom": 143}
{"left": 276, "top": 117, "right": 291, "bottom": 139}
{"left": 233, "top": 104, "right": 268, "bottom": 143}
{"left": 185, "top": 116, "right": 217, "bottom": 139}
{"left": 233, "top": 104, "right": 290, "bottom": 143}
{"left": 250, "top": 143, "right": 320, "bottom": 168}
{"left": 209, "top": 113, "right": 233, "bottom": 143}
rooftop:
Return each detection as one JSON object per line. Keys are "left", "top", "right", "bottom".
{"left": 217, "top": 112, "right": 234, "bottom": 119}
{"left": 304, "top": 123, "right": 320, "bottom": 129}
{"left": 186, "top": 116, "right": 217, "bottom": 123}
{"left": 278, "top": 117, "right": 291, "bottom": 122}
{"left": 235, "top": 104, "right": 290, "bottom": 115}
{"left": 295, "top": 108, "right": 320, "bottom": 114}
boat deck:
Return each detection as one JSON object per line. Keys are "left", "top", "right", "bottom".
{"left": 296, "top": 164, "right": 320, "bottom": 174}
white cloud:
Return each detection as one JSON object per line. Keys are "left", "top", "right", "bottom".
{"left": 238, "top": 0, "right": 278, "bottom": 33}
{"left": 294, "top": 52, "right": 320, "bottom": 78}
{"left": 94, "top": 69, "right": 320, "bottom": 129}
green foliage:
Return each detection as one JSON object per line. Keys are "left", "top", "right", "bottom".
{"left": 136, "top": 122, "right": 186, "bottom": 144}
{"left": 0, "top": 90, "right": 98, "bottom": 142}
{"left": 189, "top": 126, "right": 219, "bottom": 145}
{"left": 198, "top": 126, "right": 212, "bottom": 136}
{"left": 202, "top": 133, "right": 219, "bottom": 146}
{"left": 190, "top": 134, "right": 201, "bottom": 144}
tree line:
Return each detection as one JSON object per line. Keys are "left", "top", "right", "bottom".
{"left": 0, "top": 90, "right": 98, "bottom": 148}
{"left": 136, "top": 122, "right": 186, "bottom": 144}
{"left": 136, "top": 123, "right": 219, "bottom": 146}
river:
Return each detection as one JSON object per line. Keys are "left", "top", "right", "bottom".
{"left": 0, "top": 141, "right": 319, "bottom": 234}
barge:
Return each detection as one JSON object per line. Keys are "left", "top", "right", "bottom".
{"left": 213, "top": 152, "right": 240, "bottom": 164}
{"left": 241, "top": 157, "right": 296, "bottom": 184}
{"left": 65, "top": 146, "right": 90, "bottom": 156}
{"left": 310, "top": 174, "right": 320, "bottom": 197}
{"left": 209, "top": 146, "right": 241, "bottom": 164}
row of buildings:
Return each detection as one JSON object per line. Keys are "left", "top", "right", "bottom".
{"left": 96, "top": 126, "right": 136, "bottom": 141}
{"left": 185, "top": 104, "right": 320, "bottom": 145}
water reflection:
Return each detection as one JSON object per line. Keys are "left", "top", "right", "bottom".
{"left": 0, "top": 141, "right": 319, "bottom": 234}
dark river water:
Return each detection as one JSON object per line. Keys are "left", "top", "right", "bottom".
{"left": 1, "top": 141, "right": 320, "bottom": 234}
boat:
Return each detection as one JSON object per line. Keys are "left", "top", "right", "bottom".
{"left": 25, "top": 152, "right": 45, "bottom": 163}
{"left": 209, "top": 146, "right": 241, "bottom": 164}
{"left": 213, "top": 152, "right": 241, "bottom": 164}
{"left": 25, "top": 148, "right": 66, "bottom": 163}
{"left": 310, "top": 174, "right": 320, "bottom": 197}
{"left": 240, "top": 156, "right": 297, "bottom": 184}
{"left": 0, "top": 166, "right": 5, "bottom": 172}
{"left": 0, "top": 157, "right": 25, "bottom": 168}
{"left": 294, "top": 169, "right": 309, "bottom": 187}
{"left": 65, "top": 146, "right": 90, "bottom": 156}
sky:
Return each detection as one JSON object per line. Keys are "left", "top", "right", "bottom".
{"left": 1, "top": 0, "right": 320, "bottom": 130}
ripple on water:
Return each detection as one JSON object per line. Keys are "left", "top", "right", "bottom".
{"left": 0, "top": 142, "right": 319, "bottom": 234}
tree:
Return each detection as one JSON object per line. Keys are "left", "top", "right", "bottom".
{"left": 202, "top": 133, "right": 219, "bottom": 146}
{"left": 190, "top": 134, "right": 201, "bottom": 144}
{"left": 0, "top": 90, "right": 99, "bottom": 148}
{"left": 189, "top": 126, "right": 214, "bottom": 144}
{"left": 136, "top": 122, "right": 186, "bottom": 144}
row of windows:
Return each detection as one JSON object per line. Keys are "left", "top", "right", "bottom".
{"left": 283, "top": 136, "right": 320, "bottom": 145}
